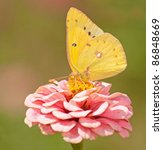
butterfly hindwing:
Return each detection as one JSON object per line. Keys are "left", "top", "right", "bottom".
{"left": 77, "top": 33, "right": 127, "bottom": 80}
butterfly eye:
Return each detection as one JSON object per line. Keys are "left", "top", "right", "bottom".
{"left": 72, "top": 43, "right": 77, "bottom": 47}
{"left": 84, "top": 26, "right": 86, "bottom": 30}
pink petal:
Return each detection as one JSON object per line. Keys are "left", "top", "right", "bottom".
{"left": 52, "top": 110, "right": 72, "bottom": 119}
{"left": 36, "top": 84, "right": 56, "bottom": 95}
{"left": 63, "top": 101, "right": 82, "bottom": 111}
{"left": 58, "top": 80, "right": 69, "bottom": 90}
{"left": 39, "top": 124, "right": 55, "bottom": 135}
{"left": 110, "top": 105, "right": 129, "bottom": 119}
{"left": 42, "top": 99, "right": 61, "bottom": 107}
{"left": 92, "top": 124, "right": 114, "bottom": 136}
{"left": 97, "top": 118, "right": 122, "bottom": 131}
{"left": 96, "top": 82, "right": 111, "bottom": 95}
{"left": 78, "top": 124, "right": 96, "bottom": 140}
{"left": 37, "top": 115, "right": 57, "bottom": 124}
{"left": 40, "top": 107, "right": 57, "bottom": 114}
{"left": 24, "top": 94, "right": 43, "bottom": 108}
{"left": 63, "top": 127, "right": 82, "bottom": 144}
{"left": 74, "top": 90, "right": 88, "bottom": 97}
{"left": 70, "top": 110, "right": 91, "bottom": 118}
{"left": 108, "top": 92, "right": 131, "bottom": 105}
{"left": 102, "top": 106, "right": 129, "bottom": 119}
{"left": 26, "top": 108, "right": 57, "bottom": 124}
{"left": 25, "top": 108, "right": 40, "bottom": 122}
{"left": 119, "top": 129, "right": 130, "bottom": 138}
{"left": 42, "top": 92, "right": 66, "bottom": 102}
{"left": 24, "top": 117, "right": 33, "bottom": 127}
{"left": 51, "top": 120, "right": 76, "bottom": 132}
{"left": 79, "top": 118, "right": 101, "bottom": 128}
{"left": 90, "top": 93, "right": 109, "bottom": 103}
{"left": 72, "top": 96, "right": 89, "bottom": 102}
{"left": 91, "top": 102, "right": 109, "bottom": 116}
{"left": 118, "top": 120, "right": 132, "bottom": 131}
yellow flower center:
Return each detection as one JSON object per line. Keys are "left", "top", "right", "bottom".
{"left": 68, "top": 74, "right": 94, "bottom": 95}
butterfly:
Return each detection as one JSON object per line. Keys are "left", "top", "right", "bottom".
{"left": 66, "top": 7, "right": 127, "bottom": 81}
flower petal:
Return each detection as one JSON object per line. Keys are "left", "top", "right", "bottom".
{"left": 42, "top": 99, "right": 61, "bottom": 107}
{"left": 51, "top": 120, "right": 76, "bottom": 132}
{"left": 24, "top": 117, "right": 33, "bottom": 127}
{"left": 92, "top": 124, "right": 114, "bottom": 136}
{"left": 52, "top": 110, "right": 72, "bottom": 119}
{"left": 39, "top": 124, "right": 55, "bottom": 135}
{"left": 110, "top": 105, "right": 129, "bottom": 119}
{"left": 63, "top": 101, "right": 82, "bottom": 111}
{"left": 90, "top": 93, "right": 109, "bottom": 102}
{"left": 72, "top": 96, "right": 89, "bottom": 102}
{"left": 78, "top": 124, "right": 96, "bottom": 140}
{"left": 102, "top": 106, "right": 129, "bottom": 119}
{"left": 108, "top": 93, "right": 131, "bottom": 105}
{"left": 70, "top": 110, "right": 91, "bottom": 118}
{"left": 91, "top": 102, "right": 108, "bottom": 116}
{"left": 119, "top": 129, "right": 130, "bottom": 138}
{"left": 79, "top": 118, "right": 101, "bottom": 128}
{"left": 36, "top": 84, "right": 56, "bottom": 95}
{"left": 118, "top": 120, "right": 132, "bottom": 131}
{"left": 63, "top": 127, "right": 82, "bottom": 144}
{"left": 40, "top": 107, "right": 57, "bottom": 114}
{"left": 25, "top": 108, "right": 57, "bottom": 124}
{"left": 24, "top": 94, "right": 43, "bottom": 108}
{"left": 97, "top": 118, "right": 122, "bottom": 131}
{"left": 96, "top": 82, "right": 111, "bottom": 95}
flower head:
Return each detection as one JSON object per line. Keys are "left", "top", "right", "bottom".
{"left": 24, "top": 79, "right": 133, "bottom": 144}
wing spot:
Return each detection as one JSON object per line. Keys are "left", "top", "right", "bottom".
{"left": 84, "top": 26, "right": 86, "bottom": 30}
{"left": 72, "top": 43, "right": 77, "bottom": 47}
{"left": 95, "top": 51, "right": 103, "bottom": 58}
{"left": 86, "top": 43, "right": 91, "bottom": 47}
{"left": 75, "top": 19, "right": 78, "bottom": 22}
{"left": 88, "top": 32, "right": 91, "bottom": 36}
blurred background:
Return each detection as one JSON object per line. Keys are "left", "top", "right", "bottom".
{"left": 0, "top": 0, "right": 145, "bottom": 150}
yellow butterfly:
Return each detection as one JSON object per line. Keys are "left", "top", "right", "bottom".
{"left": 66, "top": 7, "right": 127, "bottom": 81}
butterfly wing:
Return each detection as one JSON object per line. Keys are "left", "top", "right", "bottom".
{"left": 66, "top": 7, "right": 104, "bottom": 72}
{"left": 76, "top": 33, "right": 127, "bottom": 80}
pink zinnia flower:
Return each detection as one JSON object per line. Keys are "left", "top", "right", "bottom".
{"left": 24, "top": 79, "right": 133, "bottom": 144}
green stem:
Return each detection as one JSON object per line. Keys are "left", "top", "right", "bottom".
{"left": 71, "top": 141, "right": 84, "bottom": 150}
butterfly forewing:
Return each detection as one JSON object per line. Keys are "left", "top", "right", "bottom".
{"left": 66, "top": 7, "right": 104, "bottom": 73}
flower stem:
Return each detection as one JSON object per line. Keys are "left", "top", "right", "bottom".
{"left": 71, "top": 141, "right": 84, "bottom": 150}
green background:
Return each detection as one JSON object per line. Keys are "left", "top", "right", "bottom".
{"left": 0, "top": 0, "right": 145, "bottom": 150}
